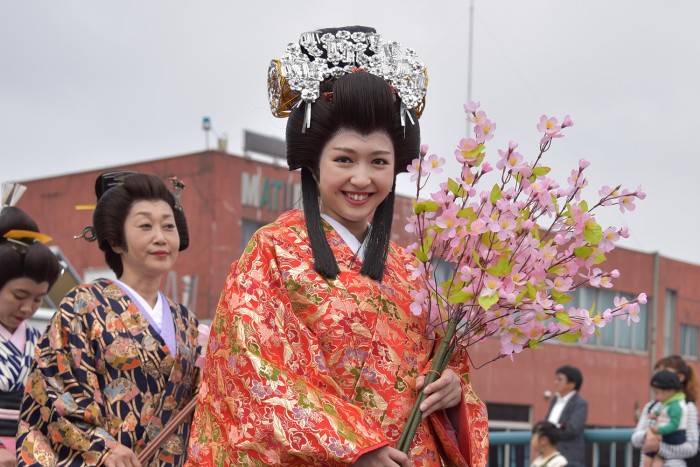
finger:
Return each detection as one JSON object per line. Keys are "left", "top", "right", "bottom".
{"left": 415, "top": 375, "right": 425, "bottom": 391}
{"left": 388, "top": 448, "right": 410, "bottom": 467}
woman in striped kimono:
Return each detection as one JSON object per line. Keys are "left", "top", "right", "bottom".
{"left": 0, "top": 204, "right": 61, "bottom": 464}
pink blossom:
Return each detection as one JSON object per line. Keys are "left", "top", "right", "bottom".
{"left": 619, "top": 227, "right": 630, "bottom": 238}
{"left": 618, "top": 189, "right": 637, "bottom": 213}
{"left": 562, "top": 115, "right": 574, "bottom": 128}
{"left": 500, "top": 331, "right": 528, "bottom": 356}
{"left": 637, "top": 292, "right": 648, "bottom": 304}
{"left": 537, "top": 115, "right": 561, "bottom": 135}
{"left": 423, "top": 154, "right": 445, "bottom": 175}
{"left": 410, "top": 289, "right": 428, "bottom": 316}
{"left": 464, "top": 100, "right": 481, "bottom": 114}
{"left": 420, "top": 144, "right": 429, "bottom": 157}
{"left": 481, "top": 161, "right": 493, "bottom": 173}
{"left": 454, "top": 138, "right": 481, "bottom": 165}
{"left": 475, "top": 119, "right": 496, "bottom": 143}
{"left": 635, "top": 185, "right": 647, "bottom": 200}
{"left": 469, "top": 110, "right": 488, "bottom": 125}
{"left": 407, "top": 158, "right": 422, "bottom": 182}
{"left": 579, "top": 158, "right": 589, "bottom": 169}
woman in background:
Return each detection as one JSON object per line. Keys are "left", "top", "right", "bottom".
{"left": 17, "top": 172, "right": 201, "bottom": 467}
{"left": 0, "top": 202, "right": 61, "bottom": 466}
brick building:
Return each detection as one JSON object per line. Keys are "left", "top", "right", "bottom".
{"left": 16, "top": 149, "right": 700, "bottom": 432}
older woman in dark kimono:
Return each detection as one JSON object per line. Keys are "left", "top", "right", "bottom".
{"left": 17, "top": 173, "right": 201, "bottom": 467}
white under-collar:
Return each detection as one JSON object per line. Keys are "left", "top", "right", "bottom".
{"left": 320, "top": 214, "right": 368, "bottom": 261}
{"left": 115, "top": 278, "right": 164, "bottom": 329}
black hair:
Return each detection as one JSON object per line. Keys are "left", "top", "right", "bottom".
{"left": 532, "top": 421, "right": 560, "bottom": 446}
{"left": 286, "top": 26, "right": 421, "bottom": 281}
{"left": 0, "top": 206, "right": 61, "bottom": 290}
{"left": 556, "top": 365, "right": 583, "bottom": 391}
{"left": 92, "top": 172, "right": 189, "bottom": 278}
{"left": 651, "top": 369, "right": 683, "bottom": 390}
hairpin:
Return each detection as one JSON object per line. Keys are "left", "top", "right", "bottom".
{"left": 169, "top": 176, "right": 185, "bottom": 211}
{"left": 2, "top": 229, "right": 53, "bottom": 255}
{"left": 268, "top": 28, "right": 428, "bottom": 131}
{"left": 1, "top": 182, "right": 27, "bottom": 210}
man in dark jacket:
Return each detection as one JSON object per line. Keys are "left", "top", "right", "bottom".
{"left": 546, "top": 365, "right": 588, "bottom": 467}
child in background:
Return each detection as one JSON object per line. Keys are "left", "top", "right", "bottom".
{"left": 531, "top": 421, "right": 568, "bottom": 467}
{"left": 645, "top": 369, "right": 688, "bottom": 467}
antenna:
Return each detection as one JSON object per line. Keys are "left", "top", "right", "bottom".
{"left": 202, "top": 116, "right": 212, "bottom": 149}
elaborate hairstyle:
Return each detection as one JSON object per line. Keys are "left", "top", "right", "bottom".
{"left": 654, "top": 355, "right": 699, "bottom": 402}
{"left": 556, "top": 365, "right": 583, "bottom": 391}
{"left": 532, "top": 421, "right": 560, "bottom": 446}
{"left": 276, "top": 26, "right": 422, "bottom": 281}
{"left": 89, "top": 172, "right": 189, "bottom": 278}
{"left": 0, "top": 206, "right": 61, "bottom": 291}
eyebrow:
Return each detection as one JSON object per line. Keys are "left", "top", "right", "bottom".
{"left": 331, "top": 146, "right": 393, "bottom": 155}
{"left": 132, "top": 211, "right": 174, "bottom": 219}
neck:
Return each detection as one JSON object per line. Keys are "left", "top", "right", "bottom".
{"left": 118, "top": 272, "right": 161, "bottom": 307}
{"left": 540, "top": 446, "right": 557, "bottom": 458}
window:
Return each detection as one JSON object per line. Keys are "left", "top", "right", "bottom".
{"left": 680, "top": 324, "right": 698, "bottom": 359}
{"left": 241, "top": 219, "right": 266, "bottom": 253}
{"left": 570, "top": 286, "right": 648, "bottom": 351}
{"left": 664, "top": 290, "right": 677, "bottom": 357}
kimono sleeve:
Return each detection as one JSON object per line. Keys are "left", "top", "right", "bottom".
{"left": 427, "top": 348, "right": 489, "bottom": 467}
{"left": 17, "top": 286, "right": 117, "bottom": 467}
{"left": 187, "top": 230, "right": 388, "bottom": 466}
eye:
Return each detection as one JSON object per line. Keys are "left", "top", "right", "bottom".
{"left": 333, "top": 156, "right": 353, "bottom": 163}
{"left": 13, "top": 293, "right": 29, "bottom": 301}
{"left": 372, "top": 157, "right": 390, "bottom": 165}
{"left": 163, "top": 223, "right": 176, "bottom": 230}
{"left": 139, "top": 223, "right": 152, "bottom": 230}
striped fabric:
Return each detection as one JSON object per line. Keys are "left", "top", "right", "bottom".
{"left": 0, "top": 326, "right": 41, "bottom": 393}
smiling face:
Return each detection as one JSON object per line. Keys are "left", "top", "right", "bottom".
{"left": 317, "top": 130, "right": 395, "bottom": 240}
{"left": 0, "top": 277, "right": 49, "bottom": 334}
{"left": 111, "top": 200, "right": 180, "bottom": 284}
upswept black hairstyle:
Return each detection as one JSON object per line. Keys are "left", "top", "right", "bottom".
{"left": 91, "top": 172, "right": 189, "bottom": 278}
{"left": 286, "top": 27, "right": 421, "bottom": 281}
{"left": 0, "top": 206, "right": 61, "bottom": 291}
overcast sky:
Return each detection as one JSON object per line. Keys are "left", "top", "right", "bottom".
{"left": 2, "top": 0, "right": 698, "bottom": 264}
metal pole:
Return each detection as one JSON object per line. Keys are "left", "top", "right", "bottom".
{"left": 466, "top": 0, "right": 475, "bottom": 136}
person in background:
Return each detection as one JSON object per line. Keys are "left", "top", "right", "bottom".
{"left": 530, "top": 420, "right": 568, "bottom": 467}
{"left": 0, "top": 199, "right": 61, "bottom": 467}
{"left": 186, "top": 26, "right": 489, "bottom": 466}
{"left": 17, "top": 172, "right": 201, "bottom": 467}
{"left": 546, "top": 365, "right": 588, "bottom": 467}
{"left": 632, "top": 355, "right": 700, "bottom": 467}
{"left": 643, "top": 370, "right": 688, "bottom": 467}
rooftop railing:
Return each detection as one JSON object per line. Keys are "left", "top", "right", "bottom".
{"left": 488, "top": 428, "right": 637, "bottom": 466}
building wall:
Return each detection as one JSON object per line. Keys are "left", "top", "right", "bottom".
{"left": 17, "top": 150, "right": 700, "bottom": 429}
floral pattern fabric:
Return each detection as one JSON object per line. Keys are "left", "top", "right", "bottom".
{"left": 17, "top": 279, "right": 200, "bottom": 467}
{"left": 187, "top": 210, "right": 488, "bottom": 466}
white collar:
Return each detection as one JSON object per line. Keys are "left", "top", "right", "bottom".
{"left": 114, "top": 279, "right": 164, "bottom": 329}
{"left": 320, "top": 214, "right": 368, "bottom": 261}
{"left": 557, "top": 390, "right": 577, "bottom": 402}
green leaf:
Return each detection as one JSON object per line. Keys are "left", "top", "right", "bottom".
{"left": 547, "top": 265, "right": 565, "bottom": 275}
{"left": 583, "top": 220, "right": 604, "bottom": 245}
{"left": 593, "top": 253, "right": 606, "bottom": 265}
{"left": 414, "top": 247, "right": 428, "bottom": 263}
{"left": 413, "top": 200, "right": 439, "bottom": 214}
{"left": 528, "top": 339, "right": 543, "bottom": 350}
{"left": 525, "top": 281, "right": 537, "bottom": 300}
{"left": 573, "top": 245, "right": 593, "bottom": 259}
{"left": 490, "top": 184, "right": 502, "bottom": 205}
{"left": 551, "top": 289, "right": 573, "bottom": 304}
{"left": 555, "top": 311, "right": 573, "bottom": 326}
{"left": 557, "top": 331, "right": 582, "bottom": 343}
{"left": 478, "top": 291, "right": 500, "bottom": 311}
{"left": 447, "top": 289, "right": 475, "bottom": 304}
{"left": 447, "top": 178, "right": 466, "bottom": 197}
{"left": 458, "top": 207, "right": 476, "bottom": 220}
{"left": 486, "top": 255, "right": 513, "bottom": 277}
{"left": 532, "top": 166, "right": 551, "bottom": 176}
{"left": 515, "top": 289, "right": 528, "bottom": 305}
{"left": 580, "top": 200, "right": 589, "bottom": 212}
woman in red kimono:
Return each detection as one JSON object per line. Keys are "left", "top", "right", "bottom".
{"left": 188, "top": 26, "right": 489, "bottom": 466}
{"left": 17, "top": 173, "right": 201, "bottom": 467}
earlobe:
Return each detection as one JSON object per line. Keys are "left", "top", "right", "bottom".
{"left": 109, "top": 240, "right": 125, "bottom": 255}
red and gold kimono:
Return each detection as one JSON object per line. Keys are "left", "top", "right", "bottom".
{"left": 188, "top": 210, "right": 488, "bottom": 466}
{"left": 17, "top": 279, "right": 200, "bottom": 467}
